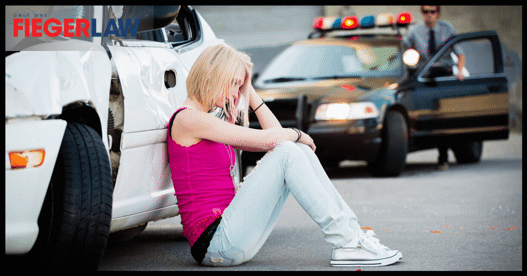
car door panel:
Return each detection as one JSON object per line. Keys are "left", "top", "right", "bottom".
{"left": 405, "top": 31, "right": 508, "bottom": 143}
{"left": 108, "top": 46, "right": 187, "bottom": 221}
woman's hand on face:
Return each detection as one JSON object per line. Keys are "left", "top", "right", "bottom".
{"left": 240, "top": 53, "right": 253, "bottom": 87}
{"left": 239, "top": 56, "right": 255, "bottom": 99}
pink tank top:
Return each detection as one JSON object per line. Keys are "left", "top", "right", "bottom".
{"left": 167, "top": 108, "right": 236, "bottom": 246}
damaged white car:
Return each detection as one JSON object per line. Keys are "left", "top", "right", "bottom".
{"left": 5, "top": 5, "right": 226, "bottom": 270}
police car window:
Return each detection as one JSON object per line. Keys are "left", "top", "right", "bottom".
{"left": 258, "top": 44, "right": 402, "bottom": 83}
{"left": 456, "top": 38, "right": 494, "bottom": 75}
{"left": 427, "top": 37, "right": 494, "bottom": 79}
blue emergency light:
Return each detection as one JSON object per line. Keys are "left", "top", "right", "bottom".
{"left": 331, "top": 18, "right": 343, "bottom": 29}
{"left": 360, "top": 15, "right": 375, "bottom": 28}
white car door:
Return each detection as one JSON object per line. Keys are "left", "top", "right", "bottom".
{"left": 107, "top": 8, "right": 223, "bottom": 232}
{"left": 108, "top": 45, "right": 185, "bottom": 231}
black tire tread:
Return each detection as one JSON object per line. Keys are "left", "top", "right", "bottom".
{"left": 43, "top": 122, "right": 113, "bottom": 270}
{"left": 369, "top": 111, "right": 408, "bottom": 177}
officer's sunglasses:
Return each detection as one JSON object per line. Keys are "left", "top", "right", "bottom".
{"left": 422, "top": 9, "right": 438, "bottom": 15}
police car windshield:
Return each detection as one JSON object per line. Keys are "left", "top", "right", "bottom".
{"left": 258, "top": 44, "right": 402, "bottom": 84}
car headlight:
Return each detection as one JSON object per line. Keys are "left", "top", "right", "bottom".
{"left": 315, "top": 102, "right": 379, "bottom": 121}
{"left": 403, "top": 49, "right": 420, "bottom": 67}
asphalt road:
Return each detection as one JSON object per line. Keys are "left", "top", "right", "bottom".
{"left": 99, "top": 133, "right": 522, "bottom": 271}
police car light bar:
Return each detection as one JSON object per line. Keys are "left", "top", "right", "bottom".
{"left": 314, "top": 16, "right": 359, "bottom": 30}
{"left": 313, "top": 12, "right": 412, "bottom": 31}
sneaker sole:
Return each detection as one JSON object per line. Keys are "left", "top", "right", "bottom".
{"left": 330, "top": 251, "right": 402, "bottom": 267}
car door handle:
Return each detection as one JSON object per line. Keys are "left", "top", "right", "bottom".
{"left": 164, "top": 70, "right": 177, "bottom": 89}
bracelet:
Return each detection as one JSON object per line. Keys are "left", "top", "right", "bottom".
{"left": 252, "top": 102, "right": 265, "bottom": 112}
{"left": 292, "top": 128, "right": 302, "bottom": 142}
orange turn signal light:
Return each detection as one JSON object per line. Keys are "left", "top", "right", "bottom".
{"left": 9, "top": 150, "right": 45, "bottom": 169}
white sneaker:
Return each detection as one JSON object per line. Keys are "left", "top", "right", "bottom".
{"left": 330, "top": 230, "right": 402, "bottom": 267}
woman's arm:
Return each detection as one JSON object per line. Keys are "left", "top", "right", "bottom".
{"left": 243, "top": 77, "right": 315, "bottom": 151}
{"left": 174, "top": 108, "right": 305, "bottom": 152}
{"left": 247, "top": 85, "right": 281, "bottom": 130}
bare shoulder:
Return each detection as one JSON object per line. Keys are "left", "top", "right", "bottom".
{"left": 170, "top": 108, "right": 209, "bottom": 146}
{"left": 172, "top": 108, "right": 204, "bottom": 129}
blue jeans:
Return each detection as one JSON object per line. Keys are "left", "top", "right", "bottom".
{"left": 201, "top": 141, "right": 362, "bottom": 266}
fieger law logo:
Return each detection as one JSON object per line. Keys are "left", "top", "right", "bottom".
{"left": 12, "top": 16, "right": 141, "bottom": 38}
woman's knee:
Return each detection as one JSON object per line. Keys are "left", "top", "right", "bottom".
{"left": 274, "top": 141, "right": 305, "bottom": 157}
{"left": 294, "top": 142, "right": 313, "bottom": 154}
{"left": 279, "top": 141, "right": 316, "bottom": 160}
{"left": 272, "top": 141, "right": 309, "bottom": 166}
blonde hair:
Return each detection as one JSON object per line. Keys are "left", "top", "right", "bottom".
{"left": 186, "top": 44, "right": 251, "bottom": 126}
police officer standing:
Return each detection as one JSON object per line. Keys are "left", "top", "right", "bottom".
{"left": 403, "top": 5, "right": 466, "bottom": 170}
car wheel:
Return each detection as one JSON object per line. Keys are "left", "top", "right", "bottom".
{"left": 452, "top": 141, "right": 483, "bottom": 164}
{"left": 31, "top": 122, "right": 113, "bottom": 270}
{"left": 368, "top": 111, "right": 408, "bottom": 177}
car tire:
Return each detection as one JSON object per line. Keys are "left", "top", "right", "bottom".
{"left": 31, "top": 122, "right": 113, "bottom": 270}
{"left": 452, "top": 141, "right": 483, "bottom": 164}
{"left": 368, "top": 111, "right": 408, "bottom": 177}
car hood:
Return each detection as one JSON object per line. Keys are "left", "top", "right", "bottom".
{"left": 255, "top": 77, "right": 399, "bottom": 103}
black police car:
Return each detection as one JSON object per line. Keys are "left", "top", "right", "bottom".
{"left": 243, "top": 12, "right": 509, "bottom": 177}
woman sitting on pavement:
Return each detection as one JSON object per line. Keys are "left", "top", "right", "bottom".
{"left": 167, "top": 44, "right": 402, "bottom": 267}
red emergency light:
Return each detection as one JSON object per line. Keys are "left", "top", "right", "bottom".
{"left": 341, "top": 16, "right": 358, "bottom": 29}
{"left": 342, "top": 84, "right": 355, "bottom": 91}
{"left": 397, "top": 12, "right": 413, "bottom": 25}
{"left": 313, "top": 17, "right": 324, "bottom": 29}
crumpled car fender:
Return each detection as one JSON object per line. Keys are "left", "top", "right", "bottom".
{"left": 6, "top": 40, "right": 112, "bottom": 135}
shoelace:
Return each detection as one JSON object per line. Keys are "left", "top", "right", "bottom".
{"left": 359, "top": 230, "right": 391, "bottom": 252}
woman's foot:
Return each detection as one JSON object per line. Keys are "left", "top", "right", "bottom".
{"left": 330, "top": 230, "right": 402, "bottom": 267}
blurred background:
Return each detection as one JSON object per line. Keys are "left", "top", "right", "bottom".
{"left": 194, "top": 5, "right": 522, "bottom": 133}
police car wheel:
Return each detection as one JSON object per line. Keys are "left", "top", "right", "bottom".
{"left": 31, "top": 122, "right": 113, "bottom": 270}
{"left": 452, "top": 141, "right": 483, "bottom": 164}
{"left": 368, "top": 111, "right": 408, "bottom": 177}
